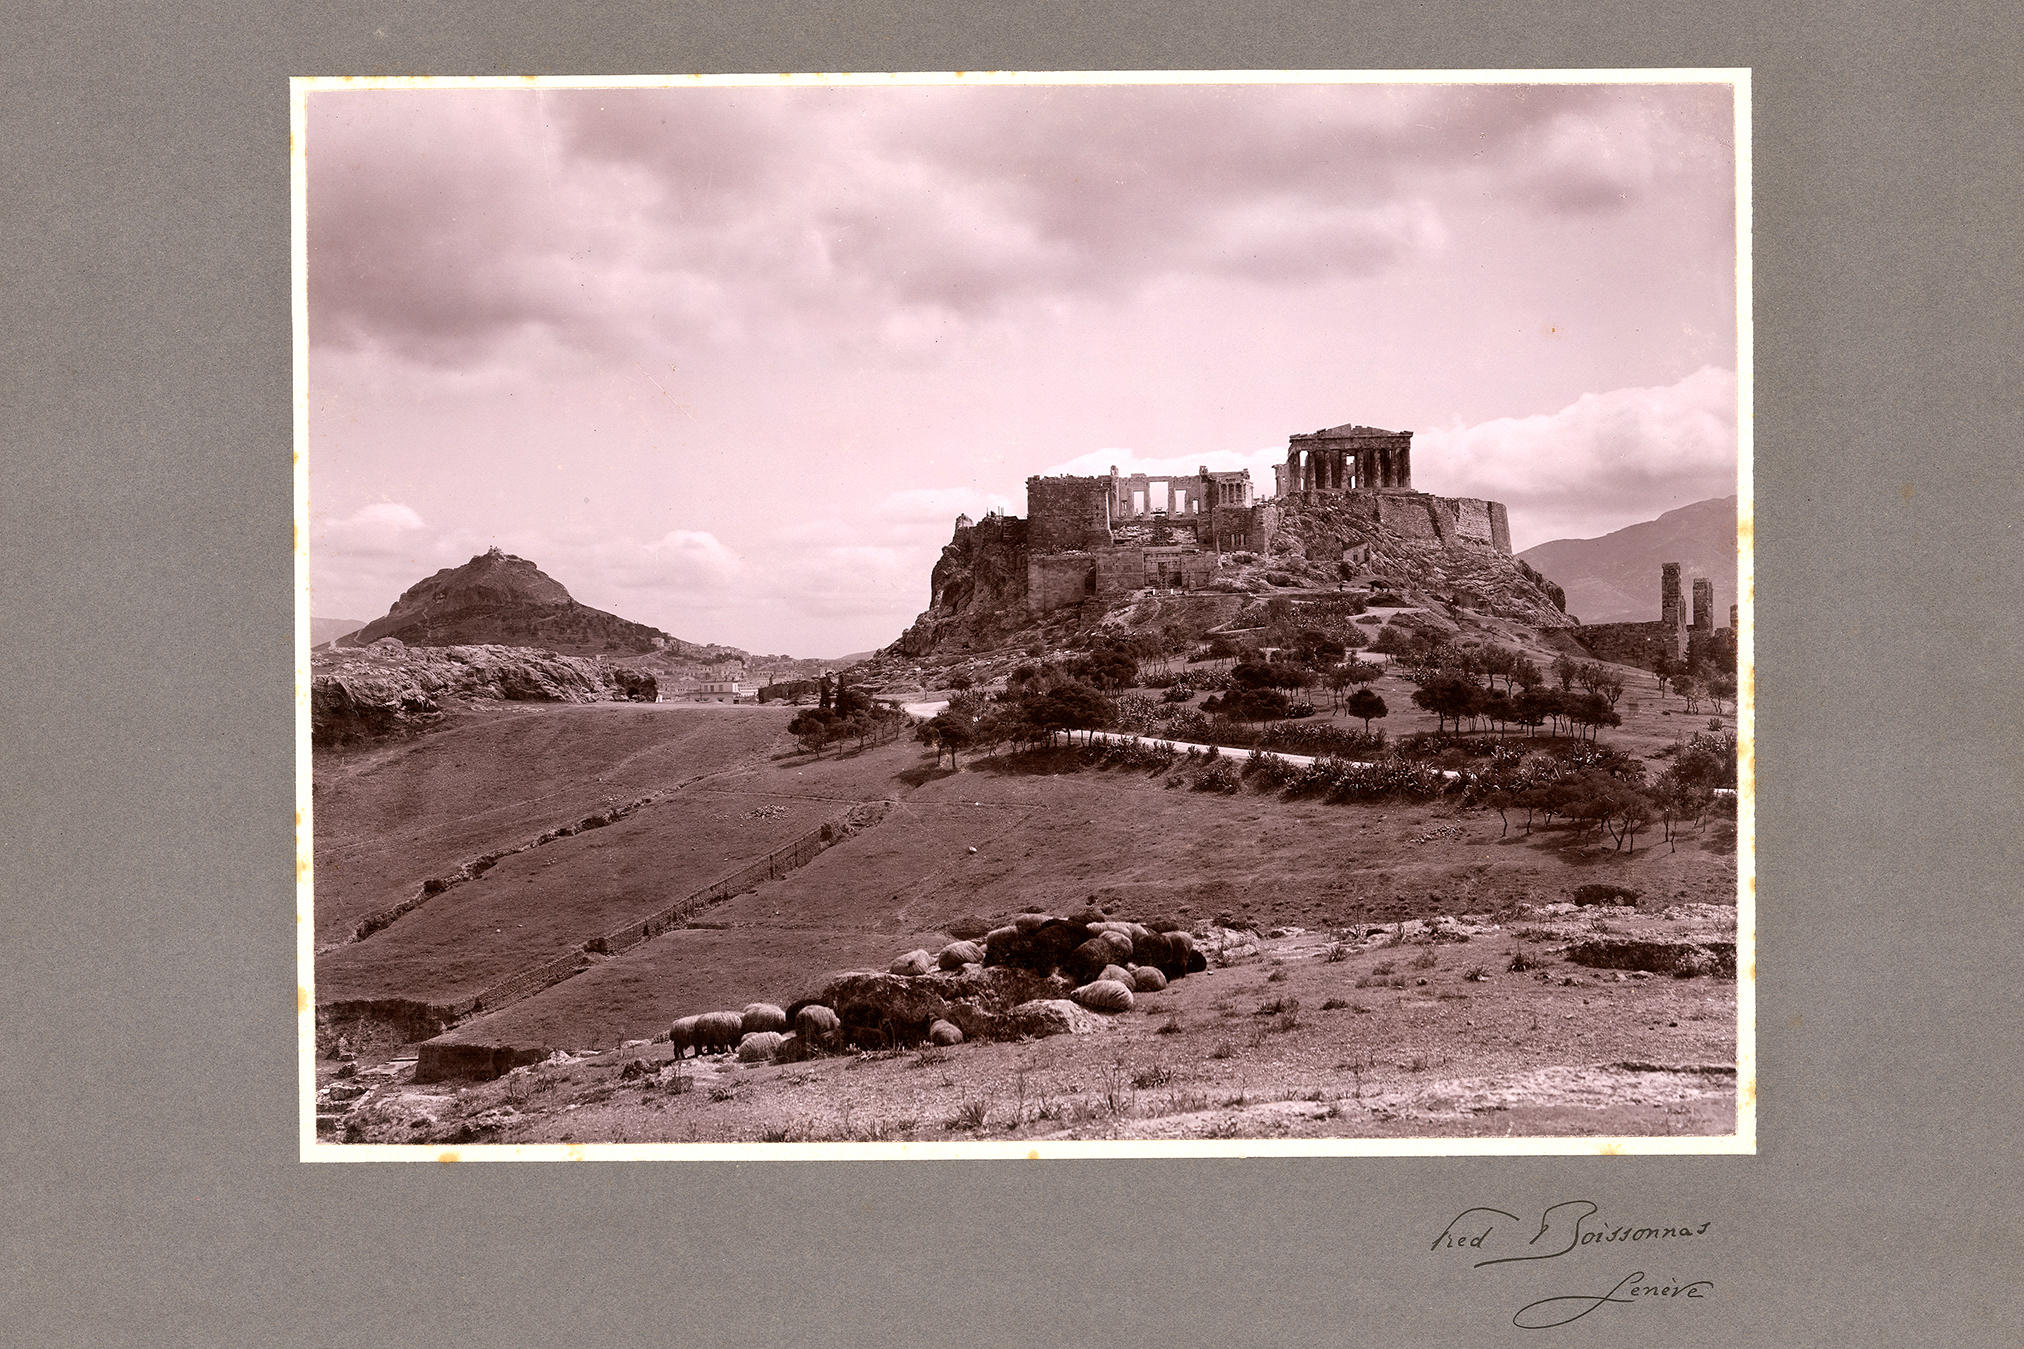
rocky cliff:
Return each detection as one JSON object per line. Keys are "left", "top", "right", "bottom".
{"left": 343, "top": 548, "right": 672, "bottom": 655}
{"left": 1263, "top": 494, "right": 1573, "bottom": 629}
{"left": 892, "top": 515, "right": 1033, "bottom": 657}
{"left": 885, "top": 493, "right": 1572, "bottom": 662}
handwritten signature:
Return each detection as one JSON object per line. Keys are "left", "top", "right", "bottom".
{"left": 1511, "top": 1270, "right": 1713, "bottom": 1329}
{"left": 1432, "top": 1199, "right": 1713, "bottom": 1267}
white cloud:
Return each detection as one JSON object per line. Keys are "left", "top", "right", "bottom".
{"left": 313, "top": 501, "right": 426, "bottom": 555}
{"left": 1415, "top": 366, "right": 1739, "bottom": 547}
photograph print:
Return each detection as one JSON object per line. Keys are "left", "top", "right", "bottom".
{"left": 298, "top": 71, "right": 1751, "bottom": 1157}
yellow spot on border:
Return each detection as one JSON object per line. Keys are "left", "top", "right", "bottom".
{"left": 1598, "top": 1142, "right": 1625, "bottom": 1155}
{"left": 437, "top": 1150, "right": 459, "bottom": 1163}
{"left": 564, "top": 1143, "right": 586, "bottom": 1161}
{"left": 1741, "top": 1079, "right": 1757, "bottom": 1107}
{"left": 295, "top": 986, "right": 309, "bottom": 1013}
{"left": 1027, "top": 1149, "right": 1039, "bottom": 1160}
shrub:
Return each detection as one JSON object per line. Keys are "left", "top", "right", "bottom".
{"left": 1193, "top": 759, "right": 1241, "bottom": 793}
{"left": 1508, "top": 951, "right": 1544, "bottom": 973}
{"left": 944, "top": 1096, "right": 990, "bottom": 1131}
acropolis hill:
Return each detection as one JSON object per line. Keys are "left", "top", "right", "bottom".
{"left": 890, "top": 419, "right": 1574, "bottom": 659}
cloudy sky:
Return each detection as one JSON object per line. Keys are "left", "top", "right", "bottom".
{"left": 306, "top": 78, "right": 1739, "bottom": 656}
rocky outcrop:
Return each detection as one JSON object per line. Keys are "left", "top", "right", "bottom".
{"left": 343, "top": 548, "right": 674, "bottom": 655}
{"left": 882, "top": 486, "right": 1575, "bottom": 663}
{"left": 893, "top": 515, "right": 1031, "bottom": 657}
{"left": 1264, "top": 496, "right": 1575, "bottom": 628}
{"left": 310, "top": 641, "right": 658, "bottom": 747}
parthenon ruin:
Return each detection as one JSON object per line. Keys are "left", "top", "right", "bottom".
{"left": 1274, "top": 422, "right": 1414, "bottom": 496}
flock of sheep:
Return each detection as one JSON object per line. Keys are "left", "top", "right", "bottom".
{"left": 665, "top": 913, "right": 1208, "bottom": 1066}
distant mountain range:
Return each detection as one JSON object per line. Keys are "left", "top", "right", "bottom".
{"left": 310, "top": 616, "right": 367, "bottom": 647}
{"left": 1517, "top": 496, "right": 1739, "bottom": 625}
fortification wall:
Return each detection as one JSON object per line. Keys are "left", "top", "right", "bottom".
{"left": 1094, "top": 547, "right": 1146, "bottom": 597}
{"left": 1442, "top": 497, "right": 1498, "bottom": 549}
{"left": 1027, "top": 553, "right": 1096, "bottom": 613}
{"left": 1026, "top": 475, "right": 1113, "bottom": 553}
{"left": 1489, "top": 501, "right": 1512, "bottom": 554}
{"left": 1577, "top": 620, "right": 1686, "bottom": 671}
{"left": 1376, "top": 493, "right": 1442, "bottom": 543}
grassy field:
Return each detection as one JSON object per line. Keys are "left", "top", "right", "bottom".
{"left": 315, "top": 665, "right": 1741, "bottom": 1142}
{"left": 413, "top": 728, "right": 1734, "bottom": 1053}
{"left": 310, "top": 703, "right": 793, "bottom": 945}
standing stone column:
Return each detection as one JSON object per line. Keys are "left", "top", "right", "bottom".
{"left": 1398, "top": 443, "right": 1411, "bottom": 489}
{"left": 1660, "top": 563, "right": 1687, "bottom": 659}
{"left": 1692, "top": 577, "right": 1714, "bottom": 630}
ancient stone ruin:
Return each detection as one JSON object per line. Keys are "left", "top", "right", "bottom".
{"left": 1021, "top": 464, "right": 1269, "bottom": 613}
{"left": 1016, "top": 422, "right": 1520, "bottom": 615}
{"left": 1275, "top": 421, "right": 1415, "bottom": 494}
{"left": 1578, "top": 561, "right": 1736, "bottom": 670}
{"left": 892, "top": 417, "right": 1547, "bottom": 653}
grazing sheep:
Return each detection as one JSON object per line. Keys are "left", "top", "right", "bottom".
{"left": 1099, "top": 963, "right": 1135, "bottom": 988}
{"left": 1131, "top": 965, "right": 1168, "bottom": 992}
{"left": 794, "top": 1003, "right": 841, "bottom": 1047}
{"left": 1094, "top": 930, "right": 1134, "bottom": 962}
{"left": 1134, "top": 930, "right": 1201, "bottom": 980}
{"left": 1072, "top": 979, "right": 1135, "bottom": 1014}
{"left": 692, "top": 1011, "right": 744, "bottom": 1055}
{"left": 938, "top": 940, "right": 985, "bottom": 970}
{"left": 889, "top": 948, "right": 934, "bottom": 976}
{"left": 668, "top": 1014, "right": 702, "bottom": 1059}
{"left": 927, "top": 1019, "right": 964, "bottom": 1046}
{"left": 1012, "top": 913, "right": 1052, "bottom": 934}
{"left": 737, "top": 1031, "right": 786, "bottom": 1062}
{"left": 1069, "top": 937, "right": 1116, "bottom": 983}
{"left": 741, "top": 1003, "right": 788, "bottom": 1034}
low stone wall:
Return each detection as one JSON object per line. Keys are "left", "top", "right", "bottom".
{"left": 1577, "top": 620, "right": 1685, "bottom": 671}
